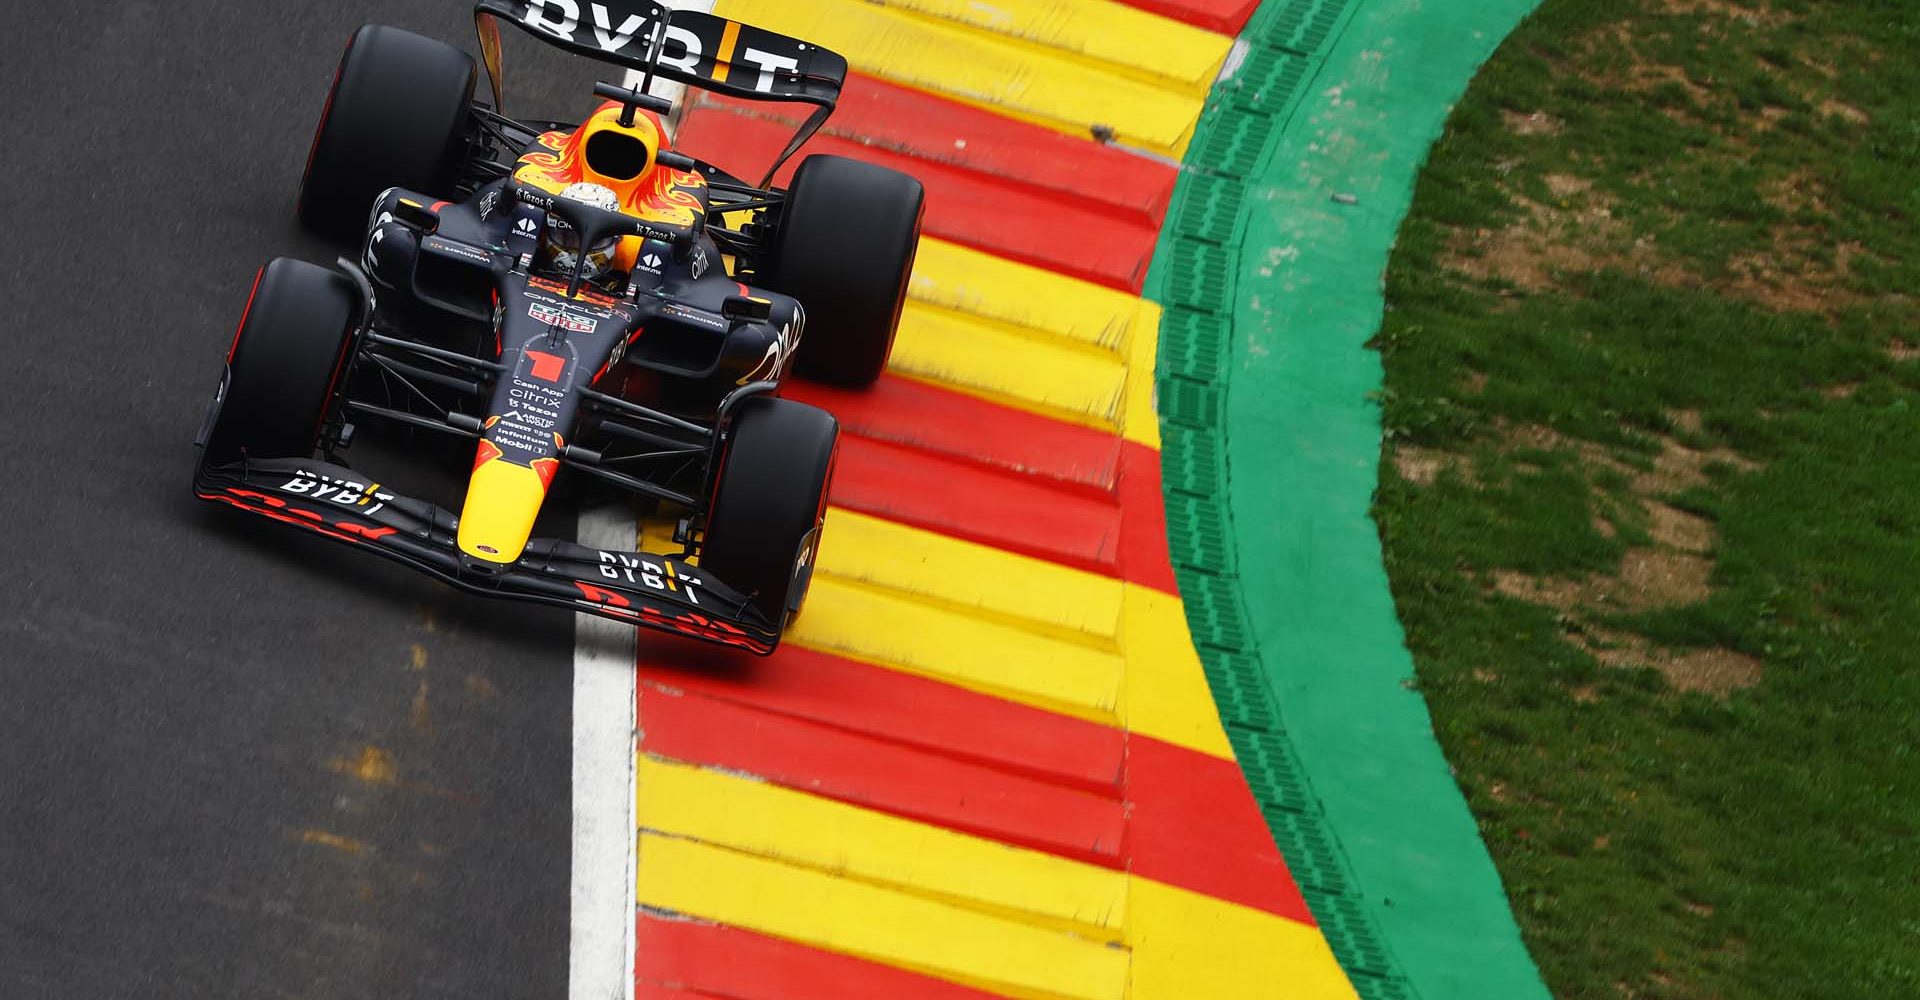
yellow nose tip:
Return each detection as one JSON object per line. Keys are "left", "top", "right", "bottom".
{"left": 457, "top": 456, "right": 550, "bottom": 564}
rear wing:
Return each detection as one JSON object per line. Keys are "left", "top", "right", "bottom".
{"left": 474, "top": 0, "right": 847, "bottom": 109}
{"left": 475, "top": 1, "right": 845, "bottom": 183}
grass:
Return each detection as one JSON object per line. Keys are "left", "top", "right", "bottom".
{"left": 1372, "top": 0, "right": 1920, "bottom": 997}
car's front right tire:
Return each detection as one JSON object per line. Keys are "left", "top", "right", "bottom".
{"left": 201, "top": 258, "right": 359, "bottom": 467}
{"left": 698, "top": 396, "right": 839, "bottom": 628}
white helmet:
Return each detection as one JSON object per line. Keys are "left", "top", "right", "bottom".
{"left": 544, "top": 182, "right": 622, "bottom": 280}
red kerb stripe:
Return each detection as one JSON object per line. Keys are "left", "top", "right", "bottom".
{"left": 636, "top": 914, "right": 1004, "bottom": 1000}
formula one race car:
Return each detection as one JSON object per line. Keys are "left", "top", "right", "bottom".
{"left": 193, "top": 0, "right": 925, "bottom": 654}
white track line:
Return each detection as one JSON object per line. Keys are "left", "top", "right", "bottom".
{"left": 569, "top": 13, "right": 714, "bottom": 994}
{"left": 571, "top": 503, "right": 640, "bottom": 1000}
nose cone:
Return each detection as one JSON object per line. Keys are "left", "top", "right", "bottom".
{"left": 456, "top": 442, "right": 557, "bottom": 564}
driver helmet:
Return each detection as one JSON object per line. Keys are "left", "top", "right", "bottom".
{"left": 544, "top": 181, "right": 623, "bottom": 281}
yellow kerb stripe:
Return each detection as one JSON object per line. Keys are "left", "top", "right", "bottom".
{"left": 1129, "top": 877, "right": 1361, "bottom": 1000}
{"left": 636, "top": 832, "right": 1130, "bottom": 1000}
{"left": 711, "top": 0, "right": 1219, "bottom": 156}
{"left": 821, "top": 508, "right": 1123, "bottom": 642}
{"left": 911, "top": 238, "right": 1149, "bottom": 355}
{"left": 804, "top": 509, "right": 1234, "bottom": 759}
{"left": 789, "top": 573, "right": 1126, "bottom": 724}
{"left": 901, "top": 238, "right": 1164, "bottom": 449}
{"left": 637, "top": 755, "right": 1129, "bottom": 941}
{"left": 1124, "top": 298, "right": 1163, "bottom": 451}
{"left": 1120, "top": 583, "right": 1233, "bottom": 759}
{"left": 829, "top": 0, "right": 1231, "bottom": 93}
{"left": 893, "top": 302, "right": 1129, "bottom": 432}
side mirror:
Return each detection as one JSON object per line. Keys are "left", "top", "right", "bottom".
{"left": 722, "top": 295, "right": 773, "bottom": 323}
{"left": 655, "top": 150, "right": 697, "bottom": 172}
{"left": 391, "top": 199, "right": 441, "bottom": 232}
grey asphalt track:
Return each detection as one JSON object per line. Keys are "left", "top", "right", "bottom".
{"left": 0, "top": 4, "right": 596, "bottom": 997}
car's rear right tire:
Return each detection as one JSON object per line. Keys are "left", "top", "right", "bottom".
{"left": 202, "top": 258, "right": 359, "bottom": 467}
{"left": 298, "top": 24, "right": 476, "bottom": 241}
{"left": 699, "top": 396, "right": 839, "bottom": 627}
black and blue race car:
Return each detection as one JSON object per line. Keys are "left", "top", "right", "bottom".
{"left": 194, "top": 0, "right": 925, "bottom": 654}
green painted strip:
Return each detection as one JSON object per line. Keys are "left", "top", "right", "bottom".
{"left": 1144, "top": 2, "right": 1554, "bottom": 999}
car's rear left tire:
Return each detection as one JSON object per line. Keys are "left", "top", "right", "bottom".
{"left": 202, "top": 258, "right": 359, "bottom": 467}
{"left": 763, "top": 155, "right": 925, "bottom": 388}
{"left": 699, "top": 396, "right": 839, "bottom": 627}
{"left": 298, "top": 24, "right": 476, "bottom": 241}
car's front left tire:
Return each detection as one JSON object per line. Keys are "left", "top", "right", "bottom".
{"left": 201, "top": 258, "right": 359, "bottom": 467}
{"left": 298, "top": 24, "right": 476, "bottom": 241}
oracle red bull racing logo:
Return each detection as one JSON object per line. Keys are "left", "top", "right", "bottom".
{"left": 529, "top": 301, "right": 599, "bottom": 333}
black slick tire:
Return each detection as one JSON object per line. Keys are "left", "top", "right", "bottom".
{"left": 298, "top": 24, "right": 476, "bottom": 240}
{"left": 202, "top": 258, "right": 359, "bottom": 466}
{"left": 764, "top": 155, "right": 924, "bottom": 387}
{"left": 699, "top": 397, "right": 839, "bottom": 627}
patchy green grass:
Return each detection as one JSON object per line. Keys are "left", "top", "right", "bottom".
{"left": 1374, "top": 0, "right": 1920, "bottom": 997}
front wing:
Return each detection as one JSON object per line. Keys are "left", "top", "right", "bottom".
{"left": 194, "top": 456, "right": 779, "bottom": 654}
